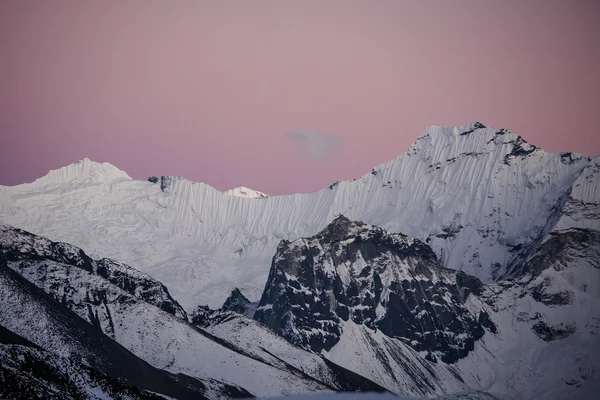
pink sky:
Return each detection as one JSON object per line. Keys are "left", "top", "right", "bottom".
{"left": 1, "top": 1, "right": 599, "bottom": 195}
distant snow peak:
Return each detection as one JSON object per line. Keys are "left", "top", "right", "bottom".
{"left": 224, "top": 186, "right": 269, "bottom": 199}
{"left": 30, "top": 157, "right": 131, "bottom": 187}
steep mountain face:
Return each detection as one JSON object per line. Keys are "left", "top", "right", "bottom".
{"left": 254, "top": 215, "right": 492, "bottom": 364}
{"left": 1, "top": 123, "right": 597, "bottom": 311}
{"left": 467, "top": 226, "right": 600, "bottom": 400}
{"left": 553, "top": 156, "right": 600, "bottom": 232}
{"left": 0, "top": 224, "right": 391, "bottom": 398}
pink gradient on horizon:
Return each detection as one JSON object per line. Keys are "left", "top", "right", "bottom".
{"left": 1, "top": 1, "right": 599, "bottom": 195}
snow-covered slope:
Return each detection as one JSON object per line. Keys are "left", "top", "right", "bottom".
{"left": 224, "top": 186, "right": 269, "bottom": 199}
{"left": 0, "top": 257, "right": 215, "bottom": 400}
{"left": 465, "top": 227, "right": 600, "bottom": 400}
{"left": 191, "top": 309, "right": 387, "bottom": 393}
{"left": 0, "top": 325, "right": 168, "bottom": 400}
{"left": 0, "top": 122, "right": 597, "bottom": 310}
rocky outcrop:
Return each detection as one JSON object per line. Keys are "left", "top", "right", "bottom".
{"left": 254, "top": 215, "right": 493, "bottom": 363}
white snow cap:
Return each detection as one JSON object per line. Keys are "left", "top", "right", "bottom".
{"left": 224, "top": 186, "right": 269, "bottom": 199}
{"left": 29, "top": 157, "right": 132, "bottom": 187}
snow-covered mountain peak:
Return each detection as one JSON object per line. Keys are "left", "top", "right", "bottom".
{"left": 224, "top": 186, "right": 269, "bottom": 199}
{"left": 25, "top": 158, "right": 132, "bottom": 189}
{"left": 313, "top": 214, "right": 365, "bottom": 239}
{"left": 1, "top": 122, "right": 598, "bottom": 310}
{"left": 408, "top": 121, "right": 524, "bottom": 156}
{"left": 309, "top": 214, "right": 421, "bottom": 250}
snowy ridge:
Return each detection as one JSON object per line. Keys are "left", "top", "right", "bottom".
{"left": 2, "top": 212, "right": 599, "bottom": 398}
{"left": 29, "top": 158, "right": 131, "bottom": 188}
{"left": 0, "top": 122, "right": 598, "bottom": 310}
{"left": 324, "top": 321, "right": 478, "bottom": 397}
{"left": 0, "top": 224, "right": 187, "bottom": 321}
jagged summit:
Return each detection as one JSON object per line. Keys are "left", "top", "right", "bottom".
{"left": 224, "top": 186, "right": 269, "bottom": 199}
{"left": 312, "top": 215, "right": 425, "bottom": 254}
{"left": 313, "top": 214, "right": 364, "bottom": 239}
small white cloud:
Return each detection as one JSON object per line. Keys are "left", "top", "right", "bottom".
{"left": 286, "top": 130, "right": 342, "bottom": 162}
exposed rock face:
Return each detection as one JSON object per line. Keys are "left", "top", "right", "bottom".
{"left": 190, "top": 305, "right": 236, "bottom": 328}
{"left": 254, "top": 215, "right": 493, "bottom": 363}
{"left": 146, "top": 175, "right": 173, "bottom": 192}
{"left": 160, "top": 176, "right": 172, "bottom": 192}
{"left": 503, "top": 136, "right": 539, "bottom": 164}
{"left": 531, "top": 320, "right": 576, "bottom": 342}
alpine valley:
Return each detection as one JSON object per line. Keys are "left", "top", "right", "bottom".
{"left": 0, "top": 122, "right": 598, "bottom": 400}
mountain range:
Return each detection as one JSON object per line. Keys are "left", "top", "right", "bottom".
{"left": 1, "top": 122, "right": 598, "bottom": 399}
